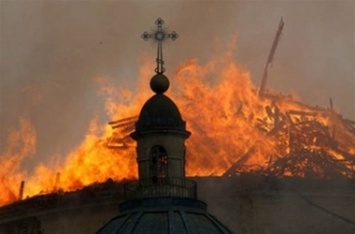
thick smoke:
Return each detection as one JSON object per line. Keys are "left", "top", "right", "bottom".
{"left": 0, "top": 1, "right": 354, "bottom": 176}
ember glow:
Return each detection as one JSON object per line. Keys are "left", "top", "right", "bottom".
{"left": 1, "top": 51, "right": 354, "bottom": 207}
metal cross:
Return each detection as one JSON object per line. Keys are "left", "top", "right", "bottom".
{"left": 142, "top": 18, "right": 178, "bottom": 74}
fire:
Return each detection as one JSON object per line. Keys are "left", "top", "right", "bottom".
{"left": 172, "top": 57, "right": 277, "bottom": 175}
{"left": 0, "top": 117, "right": 36, "bottom": 205}
{"left": 1, "top": 48, "right": 354, "bottom": 207}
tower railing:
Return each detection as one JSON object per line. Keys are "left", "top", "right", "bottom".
{"left": 124, "top": 177, "right": 197, "bottom": 200}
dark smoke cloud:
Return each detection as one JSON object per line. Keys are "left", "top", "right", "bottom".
{"left": 0, "top": 1, "right": 354, "bottom": 171}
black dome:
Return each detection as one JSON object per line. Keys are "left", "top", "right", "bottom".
{"left": 97, "top": 198, "right": 233, "bottom": 234}
{"left": 134, "top": 94, "right": 187, "bottom": 132}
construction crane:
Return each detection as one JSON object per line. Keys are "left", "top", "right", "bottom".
{"left": 258, "top": 17, "right": 284, "bottom": 98}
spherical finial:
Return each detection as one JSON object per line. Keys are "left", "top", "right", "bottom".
{"left": 150, "top": 73, "right": 169, "bottom": 94}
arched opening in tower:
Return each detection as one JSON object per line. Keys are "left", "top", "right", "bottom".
{"left": 150, "top": 145, "right": 168, "bottom": 184}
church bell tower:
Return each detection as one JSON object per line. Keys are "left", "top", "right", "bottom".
{"left": 130, "top": 18, "right": 192, "bottom": 197}
{"left": 130, "top": 73, "right": 191, "bottom": 192}
{"left": 97, "top": 18, "right": 233, "bottom": 234}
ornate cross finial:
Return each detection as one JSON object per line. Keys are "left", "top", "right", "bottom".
{"left": 142, "top": 18, "right": 178, "bottom": 74}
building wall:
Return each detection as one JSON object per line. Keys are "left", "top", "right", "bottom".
{"left": 1, "top": 177, "right": 354, "bottom": 234}
{"left": 40, "top": 202, "right": 119, "bottom": 234}
{"left": 196, "top": 176, "right": 355, "bottom": 234}
{"left": 0, "top": 180, "right": 123, "bottom": 234}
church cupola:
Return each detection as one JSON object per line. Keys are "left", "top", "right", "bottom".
{"left": 129, "top": 18, "right": 191, "bottom": 199}
{"left": 97, "top": 18, "right": 234, "bottom": 234}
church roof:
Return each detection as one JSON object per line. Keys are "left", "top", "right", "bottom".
{"left": 97, "top": 197, "right": 233, "bottom": 234}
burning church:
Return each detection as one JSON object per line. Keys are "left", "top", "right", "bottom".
{"left": 0, "top": 16, "right": 355, "bottom": 234}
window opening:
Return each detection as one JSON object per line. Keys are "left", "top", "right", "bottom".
{"left": 150, "top": 145, "right": 168, "bottom": 184}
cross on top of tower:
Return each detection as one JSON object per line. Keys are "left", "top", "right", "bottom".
{"left": 141, "top": 18, "right": 178, "bottom": 74}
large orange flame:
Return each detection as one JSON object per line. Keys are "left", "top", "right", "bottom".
{"left": 0, "top": 117, "right": 36, "bottom": 205}
{"left": 1, "top": 48, "right": 354, "bottom": 207}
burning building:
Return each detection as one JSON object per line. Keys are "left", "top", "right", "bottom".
{"left": 0, "top": 16, "right": 355, "bottom": 234}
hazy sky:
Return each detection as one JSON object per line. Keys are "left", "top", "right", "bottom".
{"left": 0, "top": 0, "right": 354, "bottom": 170}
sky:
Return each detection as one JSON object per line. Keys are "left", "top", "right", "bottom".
{"left": 0, "top": 0, "right": 354, "bottom": 171}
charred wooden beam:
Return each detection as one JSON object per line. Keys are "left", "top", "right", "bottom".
{"left": 222, "top": 147, "right": 257, "bottom": 177}
{"left": 18, "top": 181, "right": 25, "bottom": 201}
{"left": 259, "top": 17, "right": 284, "bottom": 98}
{"left": 108, "top": 116, "right": 138, "bottom": 125}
